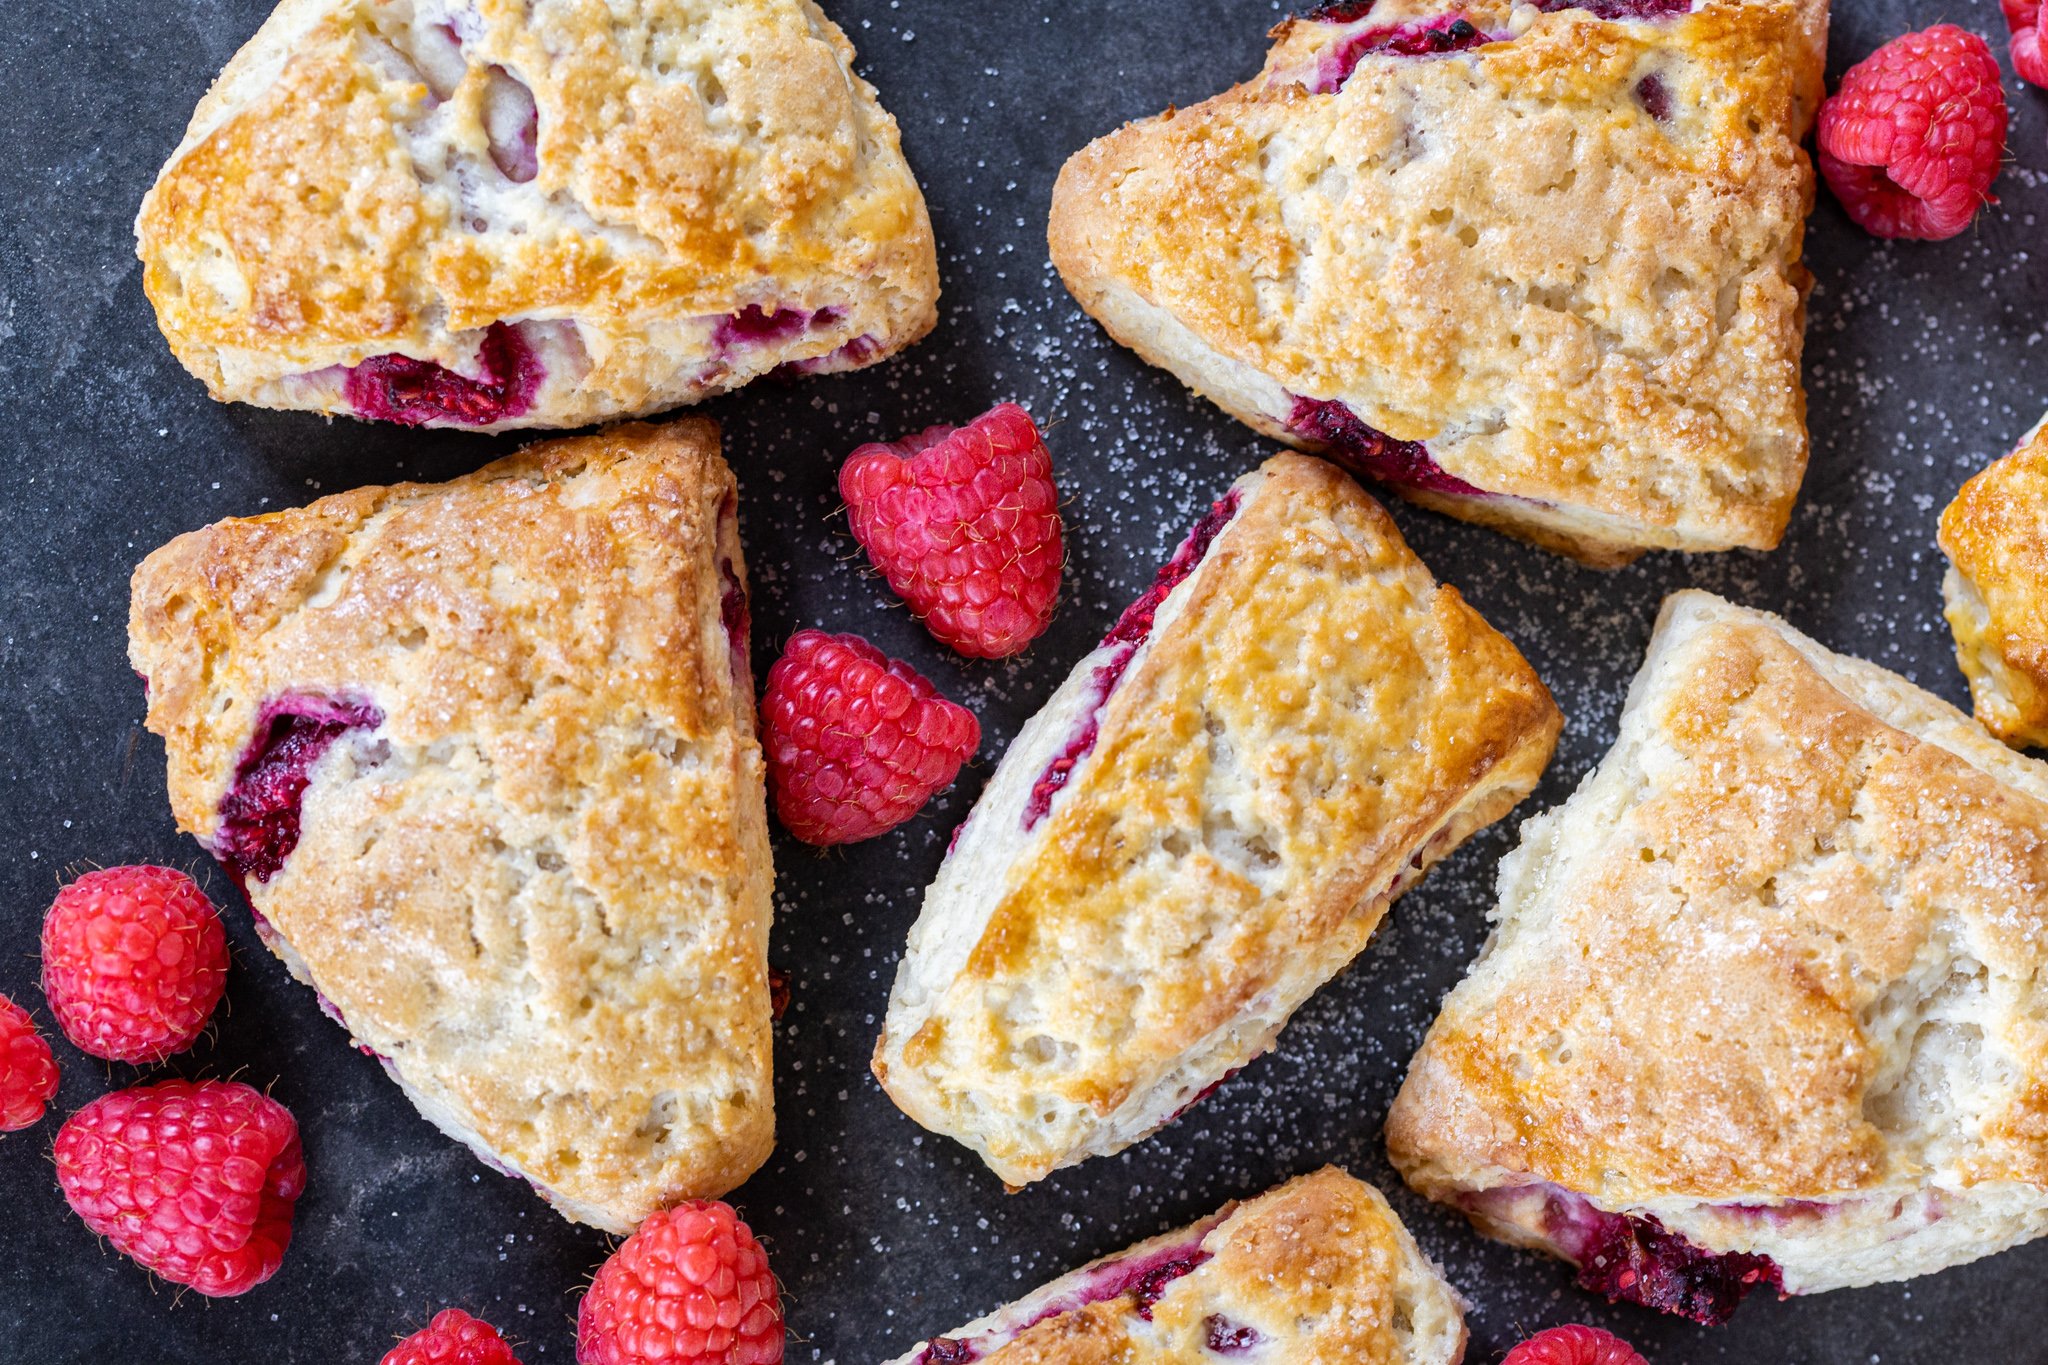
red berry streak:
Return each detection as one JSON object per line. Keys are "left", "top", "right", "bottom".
{"left": 41, "top": 865, "right": 229, "bottom": 1064}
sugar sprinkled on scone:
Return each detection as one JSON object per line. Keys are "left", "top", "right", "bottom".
{"left": 879, "top": 1167, "right": 1468, "bottom": 1365}
{"left": 1049, "top": 0, "right": 1827, "bottom": 564}
{"left": 874, "top": 453, "right": 1561, "bottom": 1187}
{"left": 1389, "top": 590, "right": 2048, "bottom": 1321}
{"left": 136, "top": 0, "right": 939, "bottom": 431}
{"left": 127, "top": 419, "right": 774, "bottom": 1234}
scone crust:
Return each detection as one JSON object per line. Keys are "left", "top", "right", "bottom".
{"left": 1049, "top": 0, "right": 1822, "bottom": 557}
{"left": 884, "top": 1168, "right": 1467, "bottom": 1365}
{"left": 877, "top": 454, "right": 1561, "bottom": 1185}
{"left": 1939, "top": 414, "right": 2048, "bottom": 748}
{"left": 137, "top": 0, "right": 938, "bottom": 428}
{"left": 1388, "top": 593, "right": 2048, "bottom": 1261}
{"left": 127, "top": 419, "right": 773, "bottom": 1232}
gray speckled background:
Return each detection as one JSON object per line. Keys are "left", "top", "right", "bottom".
{"left": 3, "top": 1, "right": 2046, "bottom": 1361}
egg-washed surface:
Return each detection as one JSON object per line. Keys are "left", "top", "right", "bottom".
{"left": 1939, "top": 411, "right": 2048, "bottom": 750}
{"left": 135, "top": 0, "right": 939, "bottom": 429}
{"left": 881, "top": 1168, "right": 1468, "bottom": 1365}
{"left": 1389, "top": 592, "right": 2048, "bottom": 1308}
{"left": 125, "top": 420, "right": 774, "bottom": 1233}
{"left": 875, "top": 454, "right": 1561, "bottom": 1186}
{"left": 1049, "top": 0, "right": 1825, "bottom": 563}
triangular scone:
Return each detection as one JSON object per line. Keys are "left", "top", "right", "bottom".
{"left": 874, "top": 454, "right": 1561, "bottom": 1186}
{"left": 1049, "top": 0, "right": 1826, "bottom": 566}
{"left": 1388, "top": 591, "right": 2048, "bottom": 1323}
{"left": 1940, "top": 410, "right": 2048, "bottom": 749}
{"left": 137, "top": 0, "right": 937, "bottom": 431}
{"left": 127, "top": 420, "right": 772, "bottom": 1233}
{"left": 881, "top": 1168, "right": 1467, "bottom": 1365}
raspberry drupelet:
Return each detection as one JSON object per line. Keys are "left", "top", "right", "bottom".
{"left": 0, "top": 994, "right": 59, "bottom": 1131}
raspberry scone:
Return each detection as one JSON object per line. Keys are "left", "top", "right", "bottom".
{"left": 1939, "top": 412, "right": 2048, "bottom": 750}
{"left": 136, "top": 0, "right": 938, "bottom": 430}
{"left": 874, "top": 454, "right": 1561, "bottom": 1187}
{"left": 1048, "top": 0, "right": 1827, "bottom": 566}
{"left": 1388, "top": 591, "right": 2048, "bottom": 1324}
{"left": 882, "top": 1168, "right": 1467, "bottom": 1365}
{"left": 127, "top": 420, "right": 772, "bottom": 1233}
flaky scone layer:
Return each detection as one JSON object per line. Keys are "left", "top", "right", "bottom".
{"left": 1389, "top": 591, "right": 2048, "bottom": 1295}
{"left": 137, "top": 0, "right": 938, "bottom": 430}
{"left": 1939, "top": 411, "right": 2048, "bottom": 749}
{"left": 1049, "top": 0, "right": 1824, "bottom": 563}
{"left": 881, "top": 1168, "right": 1467, "bottom": 1365}
{"left": 876, "top": 454, "right": 1561, "bottom": 1186}
{"left": 128, "top": 420, "right": 773, "bottom": 1233}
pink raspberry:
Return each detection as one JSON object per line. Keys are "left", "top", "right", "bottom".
{"left": 54, "top": 1079, "right": 306, "bottom": 1296}
{"left": 577, "top": 1201, "right": 784, "bottom": 1365}
{"left": 1502, "top": 1325, "right": 1650, "bottom": 1365}
{"left": 840, "top": 403, "right": 1065, "bottom": 659}
{"left": 2004, "top": 0, "right": 2048, "bottom": 86}
{"left": 382, "top": 1309, "right": 524, "bottom": 1365}
{"left": 41, "top": 865, "right": 229, "bottom": 1063}
{"left": 762, "top": 631, "right": 979, "bottom": 846}
{"left": 1816, "top": 24, "right": 2007, "bottom": 241}
{"left": 0, "top": 993, "right": 59, "bottom": 1131}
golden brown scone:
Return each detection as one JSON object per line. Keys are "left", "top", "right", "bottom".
{"left": 1387, "top": 591, "right": 2048, "bottom": 1323}
{"left": 874, "top": 453, "right": 1561, "bottom": 1187}
{"left": 1939, "top": 412, "right": 2048, "bottom": 749}
{"left": 127, "top": 420, "right": 772, "bottom": 1233}
{"left": 879, "top": 1168, "right": 1467, "bottom": 1365}
{"left": 137, "top": 0, "right": 938, "bottom": 430}
{"left": 1049, "top": 0, "right": 1825, "bottom": 565}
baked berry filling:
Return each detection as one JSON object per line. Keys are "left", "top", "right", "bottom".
{"left": 713, "top": 304, "right": 847, "bottom": 353}
{"left": 1534, "top": 0, "right": 1693, "bottom": 17}
{"left": 214, "top": 694, "right": 382, "bottom": 886}
{"left": 1205, "top": 1316, "right": 1264, "bottom": 1354}
{"left": 1474, "top": 1184, "right": 1782, "bottom": 1326}
{"left": 772, "top": 333, "right": 882, "bottom": 379}
{"left": 1634, "top": 71, "right": 1673, "bottom": 121}
{"left": 482, "top": 65, "right": 539, "bottom": 182}
{"left": 912, "top": 1233, "right": 1217, "bottom": 1363}
{"left": 1021, "top": 490, "right": 1244, "bottom": 830}
{"left": 343, "top": 321, "right": 543, "bottom": 426}
{"left": 1287, "top": 396, "right": 1487, "bottom": 497}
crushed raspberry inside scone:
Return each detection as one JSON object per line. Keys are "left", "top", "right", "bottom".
{"left": 913, "top": 1234, "right": 1218, "bottom": 1363}
{"left": 1022, "top": 490, "right": 1244, "bottom": 830}
{"left": 1533, "top": 0, "right": 1693, "bottom": 18}
{"left": 1205, "top": 1316, "right": 1264, "bottom": 1354}
{"left": 1288, "top": 397, "right": 1487, "bottom": 497}
{"left": 1470, "top": 1184, "right": 1783, "bottom": 1326}
{"left": 214, "top": 694, "right": 383, "bottom": 886}
{"left": 344, "top": 321, "right": 543, "bottom": 426}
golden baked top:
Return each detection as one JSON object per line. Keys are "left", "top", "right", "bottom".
{"left": 885, "top": 1168, "right": 1466, "bottom": 1365}
{"left": 876, "top": 453, "right": 1560, "bottom": 1186}
{"left": 1389, "top": 592, "right": 2048, "bottom": 1209}
{"left": 126, "top": 420, "right": 774, "bottom": 1232}
{"left": 137, "top": 0, "right": 938, "bottom": 428}
{"left": 1939, "top": 414, "right": 2048, "bottom": 748}
{"left": 1049, "top": 0, "right": 1824, "bottom": 554}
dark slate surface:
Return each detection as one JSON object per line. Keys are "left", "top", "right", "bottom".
{"left": 3, "top": 1, "right": 2046, "bottom": 1360}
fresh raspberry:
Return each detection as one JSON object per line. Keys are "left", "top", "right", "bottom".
{"left": 383, "top": 1309, "right": 525, "bottom": 1365}
{"left": 577, "top": 1201, "right": 784, "bottom": 1365}
{"left": 839, "top": 403, "right": 1064, "bottom": 659}
{"left": 761, "top": 631, "right": 979, "bottom": 846}
{"left": 0, "top": 994, "right": 59, "bottom": 1131}
{"left": 41, "top": 865, "right": 229, "bottom": 1064}
{"left": 54, "top": 1079, "right": 305, "bottom": 1296}
{"left": 1816, "top": 25, "right": 2007, "bottom": 241}
{"left": 2001, "top": 0, "right": 2048, "bottom": 87}
{"left": 1502, "top": 1325, "right": 1650, "bottom": 1365}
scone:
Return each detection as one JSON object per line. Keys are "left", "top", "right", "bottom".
{"left": 136, "top": 0, "right": 938, "bottom": 430}
{"left": 1939, "top": 411, "right": 2048, "bottom": 749}
{"left": 1048, "top": 0, "right": 1826, "bottom": 565}
{"left": 127, "top": 420, "right": 772, "bottom": 1233}
{"left": 880, "top": 1168, "right": 1467, "bottom": 1365}
{"left": 1387, "top": 590, "right": 2048, "bottom": 1323}
{"left": 874, "top": 453, "right": 1561, "bottom": 1187}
